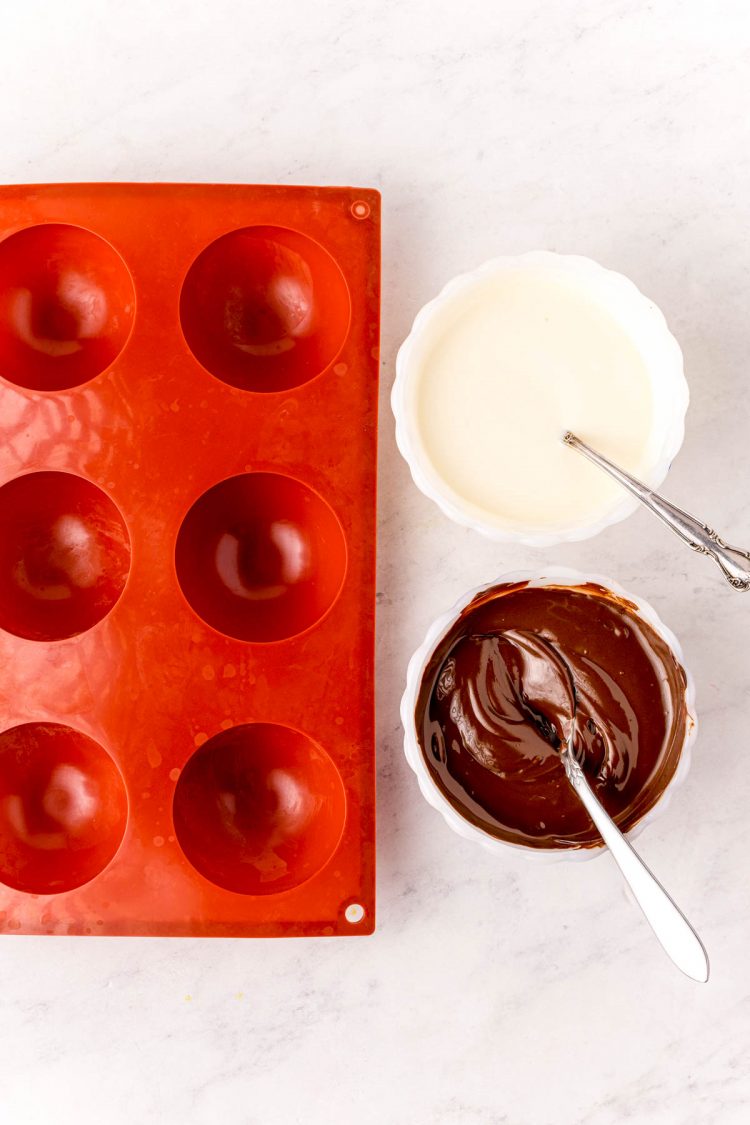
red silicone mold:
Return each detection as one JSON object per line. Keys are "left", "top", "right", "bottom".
{"left": 0, "top": 183, "right": 380, "bottom": 937}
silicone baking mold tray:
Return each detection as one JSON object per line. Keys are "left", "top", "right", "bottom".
{"left": 0, "top": 183, "right": 380, "bottom": 936}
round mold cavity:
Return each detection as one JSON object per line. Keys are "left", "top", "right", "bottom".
{"left": 0, "top": 722, "right": 128, "bottom": 894}
{"left": 172, "top": 723, "right": 346, "bottom": 895}
{"left": 0, "top": 471, "right": 131, "bottom": 642}
{"left": 0, "top": 223, "right": 135, "bottom": 392}
{"left": 179, "top": 225, "right": 351, "bottom": 392}
{"left": 175, "top": 472, "right": 347, "bottom": 643}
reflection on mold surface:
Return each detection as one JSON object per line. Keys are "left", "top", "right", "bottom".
{"left": 173, "top": 723, "right": 346, "bottom": 895}
{"left": 0, "top": 224, "right": 135, "bottom": 392}
{"left": 214, "top": 519, "right": 310, "bottom": 601}
{"left": 175, "top": 473, "right": 346, "bottom": 642}
{"left": 179, "top": 226, "right": 350, "bottom": 392}
{"left": 0, "top": 384, "right": 134, "bottom": 478}
{"left": 0, "top": 471, "right": 131, "bottom": 641}
{"left": 0, "top": 722, "right": 127, "bottom": 894}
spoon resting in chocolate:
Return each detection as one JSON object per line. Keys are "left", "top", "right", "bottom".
{"left": 434, "top": 626, "right": 708, "bottom": 982}
{"left": 420, "top": 582, "right": 687, "bottom": 849}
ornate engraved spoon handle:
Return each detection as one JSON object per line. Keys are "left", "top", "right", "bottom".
{"left": 564, "top": 432, "right": 750, "bottom": 591}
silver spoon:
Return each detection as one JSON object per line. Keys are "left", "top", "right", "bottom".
{"left": 561, "top": 740, "right": 709, "bottom": 982}
{"left": 537, "top": 635, "right": 710, "bottom": 983}
{"left": 564, "top": 431, "right": 750, "bottom": 591}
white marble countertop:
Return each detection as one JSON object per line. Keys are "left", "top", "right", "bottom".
{"left": 2, "top": 1, "right": 750, "bottom": 1122}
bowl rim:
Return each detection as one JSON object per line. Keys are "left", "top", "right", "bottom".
{"left": 400, "top": 566, "right": 698, "bottom": 862}
{"left": 391, "top": 250, "right": 689, "bottom": 546}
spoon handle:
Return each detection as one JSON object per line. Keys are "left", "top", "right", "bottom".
{"left": 562, "top": 751, "right": 709, "bottom": 982}
{"left": 563, "top": 432, "right": 750, "bottom": 591}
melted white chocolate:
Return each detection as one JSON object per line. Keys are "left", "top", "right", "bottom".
{"left": 411, "top": 269, "right": 657, "bottom": 531}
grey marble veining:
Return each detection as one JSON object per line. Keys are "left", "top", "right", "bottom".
{"left": 2, "top": 1, "right": 750, "bottom": 1122}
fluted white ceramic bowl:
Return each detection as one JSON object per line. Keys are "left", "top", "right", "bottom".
{"left": 392, "top": 252, "right": 688, "bottom": 546}
{"left": 401, "top": 567, "right": 697, "bottom": 862}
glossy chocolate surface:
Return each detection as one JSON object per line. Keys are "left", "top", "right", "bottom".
{"left": 416, "top": 583, "right": 689, "bottom": 849}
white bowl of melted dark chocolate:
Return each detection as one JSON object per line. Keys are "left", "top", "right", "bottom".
{"left": 415, "top": 580, "right": 692, "bottom": 850}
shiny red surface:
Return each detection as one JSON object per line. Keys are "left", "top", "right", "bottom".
{"left": 175, "top": 471, "right": 347, "bottom": 643}
{"left": 0, "top": 470, "right": 131, "bottom": 642}
{"left": 0, "top": 222, "right": 135, "bottom": 392}
{"left": 0, "top": 722, "right": 128, "bottom": 895}
{"left": 0, "top": 183, "right": 379, "bottom": 936}
{"left": 180, "top": 225, "right": 351, "bottom": 393}
{"left": 172, "top": 723, "right": 347, "bottom": 896}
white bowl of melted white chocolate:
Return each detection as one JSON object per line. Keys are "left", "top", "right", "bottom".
{"left": 393, "top": 252, "right": 687, "bottom": 545}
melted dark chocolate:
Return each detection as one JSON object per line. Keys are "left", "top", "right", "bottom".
{"left": 416, "top": 583, "right": 689, "bottom": 849}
